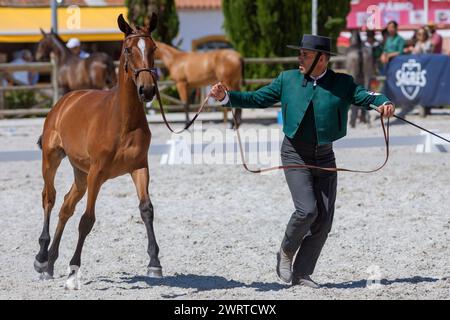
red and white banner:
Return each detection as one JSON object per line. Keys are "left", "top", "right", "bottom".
{"left": 346, "top": 0, "right": 450, "bottom": 29}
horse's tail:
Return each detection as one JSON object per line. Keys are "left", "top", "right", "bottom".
{"left": 240, "top": 57, "right": 245, "bottom": 87}
{"left": 37, "top": 135, "right": 42, "bottom": 150}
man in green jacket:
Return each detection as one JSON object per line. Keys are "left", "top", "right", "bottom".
{"left": 210, "top": 35, "right": 395, "bottom": 288}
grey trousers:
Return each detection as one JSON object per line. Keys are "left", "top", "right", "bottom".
{"left": 280, "top": 136, "right": 337, "bottom": 276}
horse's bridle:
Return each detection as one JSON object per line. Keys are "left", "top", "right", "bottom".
{"left": 123, "top": 34, "right": 158, "bottom": 80}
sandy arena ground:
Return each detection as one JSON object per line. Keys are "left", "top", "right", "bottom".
{"left": 0, "top": 110, "right": 449, "bottom": 300}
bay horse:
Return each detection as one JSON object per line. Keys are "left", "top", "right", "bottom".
{"left": 155, "top": 41, "right": 244, "bottom": 128}
{"left": 34, "top": 13, "right": 162, "bottom": 290}
{"left": 346, "top": 29, "right": 374, "bottom": 128}
{"left": 35, "top": 29, "right": 117, "bottom": 93}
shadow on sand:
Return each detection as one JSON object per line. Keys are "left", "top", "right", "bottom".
{"left": 90, "top": 273, "right": 287, "bottom": 297}
{"left": 321, "top": 276, "right": 443, "bottom": 289}
{"left": 89, "top": 272, "right": 445, "bottom": 297}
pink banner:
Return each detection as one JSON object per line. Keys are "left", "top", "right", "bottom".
{"left": 346, "top": 0, "right": 450, "bottom": 29}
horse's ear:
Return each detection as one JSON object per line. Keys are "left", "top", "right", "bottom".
{"left": 149, "top": 12, "right": 158, "bottom": 34}
{"left": 118, "top": 14, "right": 133, "bottom": 36}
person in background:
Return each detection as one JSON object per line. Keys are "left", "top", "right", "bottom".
{"left": 10, "top": 49, "right": 39, "bottom": 85}
{"left": 412, "top": 27, "right": 433, "bottom": 54}
{"left": 380, "top": 20, "right": 405, "bottom": 65}
{"left": 427, "top": 23, "right": 443, "bottom": 54}
{"left": 66, "top": 38, "right": 90, "bottom": 59}
{"left": 413, "top": 26, "right": 435, "bottom": 117}
{"left": 364, "top": 30, "right": 382, "bottom": 70}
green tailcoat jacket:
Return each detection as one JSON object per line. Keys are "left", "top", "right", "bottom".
{"left": 227, "top": 69, "right": 390, "bottom": 145}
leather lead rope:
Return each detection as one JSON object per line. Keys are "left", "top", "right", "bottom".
{"left": 153, "top": 75, "right": 209, "bottom": 134}
{"left": 152, "top": 76, "right": 448, "bottom": 174}
{"left": 230, "top": 106, "right": 390, "bottom": 174}
{"left": 231, "top": 100, "right": 448, "bottom": 174}
{"left": 154, "top": 82, "right": 391, "bottom": 174}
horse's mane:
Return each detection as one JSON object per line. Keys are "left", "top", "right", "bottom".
{"left": 52, "top": 33, "right": 67, "bottom": 46}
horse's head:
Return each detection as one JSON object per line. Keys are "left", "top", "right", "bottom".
{"left": 35, "top": 28, "right": 53, "bottom": 61}
{"left": 36, "top": 29, "right": 72, "bottom": 62}
{"left": 118, "top": 13, "right": 158, "bottom": 103}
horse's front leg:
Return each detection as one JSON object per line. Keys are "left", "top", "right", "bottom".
{"left": 131, "top": 167, "right": 162, "bottom": 278}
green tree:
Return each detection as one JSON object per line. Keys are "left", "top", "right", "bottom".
{"left": 125, "top": 0, "right": 179, "bottom": 44}
{"left": 222, "top": 0, "right": 350, "bottom": 81}
{"left": 316, "top": 0, "right": 349, "bottom": 53}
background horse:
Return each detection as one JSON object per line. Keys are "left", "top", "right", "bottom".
{"left": 346, "top": 30, "right": 374, "bottom": 127}
{"left": 155, "top": 41, "right": 244, "bottom": 128}
{"left": 35, "top": 29, "right": 117, "bottom": 93}
{"left": 34, "top": 14, "right": 162, "bottom": 290}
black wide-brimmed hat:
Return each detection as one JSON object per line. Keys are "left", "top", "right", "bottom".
{"left": 287, "top": 34, "right": 337, "bottom": 55}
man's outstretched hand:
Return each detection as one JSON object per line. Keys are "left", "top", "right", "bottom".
{"left": 209, "top": 82, "right": 228, "bottom": 101}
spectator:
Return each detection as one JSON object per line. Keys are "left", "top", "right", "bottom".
{"left": 414, "top": 26, "right": 435, "bottom": 117}
{"left": 380, "top": 22, "right": 408, "bottom": 122}
{"left": 364, "top": 30, "right": 382, "bottom": 69}
{"left": 412, "top": 27, "right": 433, "bottom": 54}
{"left": 10, "top": 50, "right": 39, "bottom": 85}
{"left": 426, "top": 23, "right": 443, "bottom": 54}
{"left": 380, "top": 20, "right": 405, "bottom": 64}
{"left": 66, "top": 38, "right": 90, "bottom": 59}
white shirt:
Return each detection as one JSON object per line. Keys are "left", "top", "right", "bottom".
{"left": 219, "top": 91, "right": 230, "bottom": 105}
{"left": 309, "top": 68, "right": 328, "bottom": 86}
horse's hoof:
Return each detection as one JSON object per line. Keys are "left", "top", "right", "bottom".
{"left": 34, "top": 259, "right": 48, "bottom": 273}
{"left": 147, "top": 266, "right": 163, "bottom": 278}
{"left": 64, "top": 265, "right": 81, "bottom": 290}
{"left": 64, "top": 277, "right": 80, "bottom": 290}
{"left": 39, "top": 272, "right": 54, "bottom": 281}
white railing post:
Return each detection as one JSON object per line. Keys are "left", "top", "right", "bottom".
{"left": 51, "top": 56, "right": 59, "bottom": 106}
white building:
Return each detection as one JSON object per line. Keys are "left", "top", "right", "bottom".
{"left": 174, "top": 0, "right": 226, "bottom": 51}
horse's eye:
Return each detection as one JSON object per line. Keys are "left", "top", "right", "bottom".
{"left": 124, "top": 47, "right": 131, "bottom": 54}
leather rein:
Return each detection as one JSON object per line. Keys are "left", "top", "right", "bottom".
{"left": 123, "top": 34, "right": 158, "bottom": 80}
{"left": 230, "top": 107, "right": 390, "bottom": 174}
{"left": 151, "top": 78, "right": 391, "bottom": 174}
